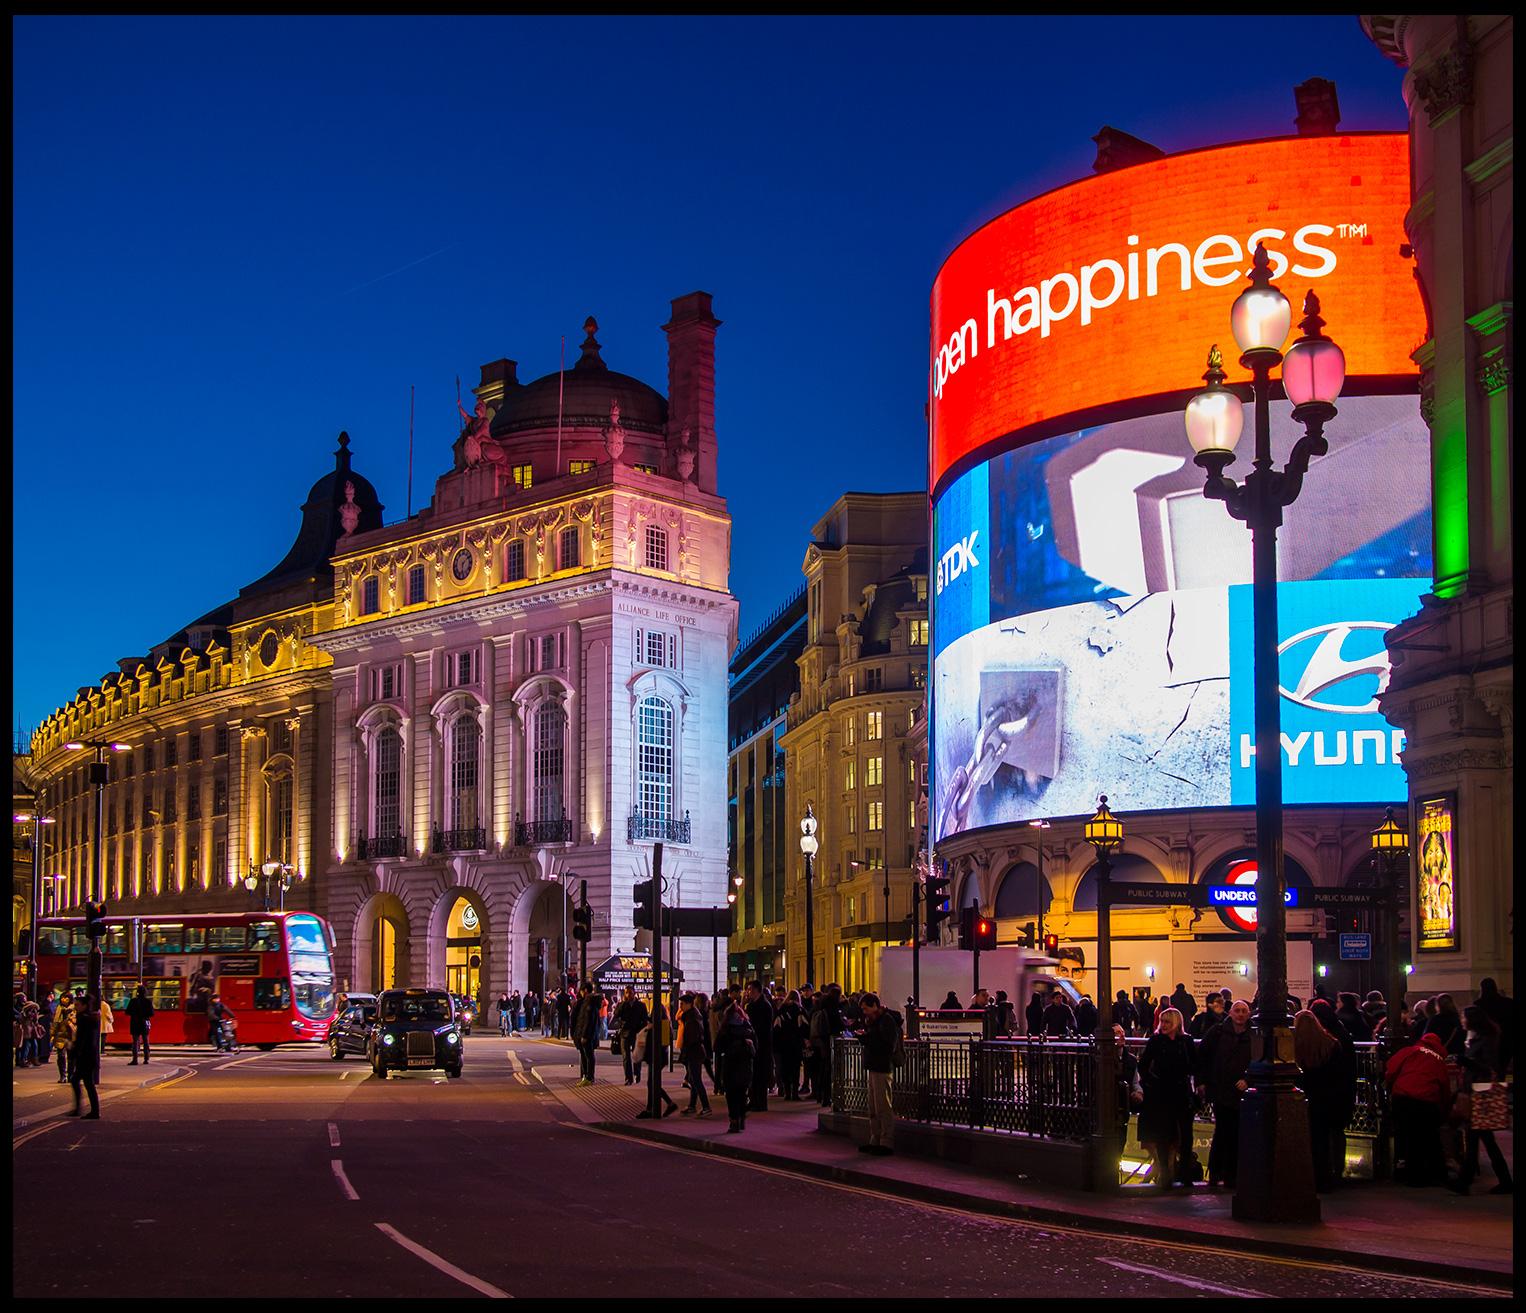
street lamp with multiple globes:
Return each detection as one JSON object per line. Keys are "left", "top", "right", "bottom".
{"left": 63, "top": 740, "right": 131, "bottom": 1014}
{"left": 244, "top": 860, "right": 300, "bottom": 911}
{"left": 1083, "top": 794, "right": 1124, "bottom": 1190}
{"left": 1184, "top": 241, "right": 1344, "bottom": 1224}
{"left": 799, "top": 805, "right": 819, "bottom": 989}
{"left": 13, "top": 804, "right": 57, "bottom": 1000}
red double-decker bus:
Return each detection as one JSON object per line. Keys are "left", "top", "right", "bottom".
{"left": 30, "top": 912, "right": 338, "bottom": 1048}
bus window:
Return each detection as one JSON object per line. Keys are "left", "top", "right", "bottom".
{"left": 37, "top": 927, "right": 71, "bottom": 955}
{"left": 249, "top": 922, "right": 280, "bottom": 952}
{"left": 105, "top": 925, "right": 129, "bottom": 957}
{"left": 105, "top": 979, "right": 137, "bottom": 1013}
{"left": 183, "top": 926, "right": 207, "bottom": 953}
{"left": 146, "top": 979, "right": 183, "bottom": 1011}
{"left": 208, "top": 925, "right": 247, "bottom": 951}
{"left": 254, "top": 978, "right": 291, "bottom": 1010}
{"left": 145, "top": 924, "right": 184, "bottom": 954}
{"left": 70, "top": 929, "right": 91, "bottom": 955}
{"left": 292, "top": 973, "right": 336, "bottom": 1021}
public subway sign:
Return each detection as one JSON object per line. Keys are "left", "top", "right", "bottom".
{"left": 928, "top": 133, "right": 1421, "bottom": 495}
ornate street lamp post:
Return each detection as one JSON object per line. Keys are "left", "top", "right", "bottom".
{"left": 799, "top": 805, "right": 819, "bottom": 990}
{"left": 244, "top": 860, "right": 299, "bottom": 911}
{"left": 1084, "top": 794, "right": 1123, "bottom": 1191}
{"left": 1370, "top": 807, "right": 1410, "bottom": 1180}
{"left": 1184, "top": 242, "right": 1345, "bottom": 1223}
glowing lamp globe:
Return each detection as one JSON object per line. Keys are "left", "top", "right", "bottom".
{"left": 1282, "top": 291, "right": 1345, "bottom": 407}
{"left": 1230, "top": 244, "right": 1291, "bottom": 355}
{"left": 1185, "top": 346, "right": 1245, "bottom": 456}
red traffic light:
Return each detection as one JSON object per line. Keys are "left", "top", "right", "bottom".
{"left": 1043, "top": 932, "right": 1059, "bottom": 954}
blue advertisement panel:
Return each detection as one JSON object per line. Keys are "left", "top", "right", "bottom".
{"left": 931, "top": 394, "right": 1430, "bottom": 843}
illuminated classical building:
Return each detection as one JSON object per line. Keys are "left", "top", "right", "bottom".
{"left": 1362, "top": 14, "right": 1513, "bottom": 994}
{"left": 313, "top": 297, "right": 736, "bottom": 1002}
{"left": 26, "top": 436, "right": 383, "bottom": 919}
{"left": 780, "top": 492, "right": 929, "bottom": 992}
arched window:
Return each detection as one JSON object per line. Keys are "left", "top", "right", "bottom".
{"left": 636, "top": 695, "right": 674, "bottom": 822}
{"left": 532, "top": 700, "right": 566, "bottom": 822}
{"left": 374, "top": 727, "right": 402, "bottom": 837}
{"left": 994, "top": 861, "right": 1052, "bottom": 918}
{"left": 448, "top": 714, "right": 480, "bottom": 831}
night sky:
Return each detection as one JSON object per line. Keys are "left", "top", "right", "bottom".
{"left": 12, "top": 16, "right": 1406, "bottom": 739}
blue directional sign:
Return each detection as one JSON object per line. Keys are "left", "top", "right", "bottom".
{"left": 1206, "top": 885, "right": 1300, "bottom": 908}
{"left": 1339, "top": 933, "right": 1372, "bottom": 961}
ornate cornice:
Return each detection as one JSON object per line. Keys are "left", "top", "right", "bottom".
{"left": 1412, "top": 40, "right": 1473, "bottom": 124}
{"left": 1477, "top": 355, "right": 1510, "bottom": 396}
{"left": 1402, "top": 747, "right": 1511, "bottom": 777}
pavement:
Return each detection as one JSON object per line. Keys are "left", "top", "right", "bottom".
{"left": 12, "top": 1035, "right": 1513, "bottom": 1299}
{"left": 525, "top": 1040, "right": 1515, "bottom": 1290}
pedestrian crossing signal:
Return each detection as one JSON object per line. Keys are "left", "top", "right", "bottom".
{"left": 633, "top": 877, "right": 656, "bottom": 932}
{"left": 973, "top": 917, "right": 997, "bottom": 951}
{"left": 572, "top": 904, "right": 592, "bottom": 943}
{"left": 1043, "top": 932, "right": 1059, "bottom": 955}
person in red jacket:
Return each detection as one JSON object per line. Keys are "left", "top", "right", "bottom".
{"left": 1384, "top": 1032, "right": 1452, "bottom": 1186}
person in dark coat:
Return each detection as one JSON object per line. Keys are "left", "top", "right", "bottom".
{"left": 940, "top": 991, "right": 962, "bottom": 1011}
{"left": 1295, "top": 1009, "right": 1347, "bottom": 1191}
{"left": 1135, "top": 993, "right": 1156, "bottom": 1037}
{"left": 1075, "top": 995, "right": 1098, "bottom": 1036}
{"left": 809, "top": 985, "right": 844, "bottom": 1107}
{"left": 68, "top": 991, "right": 102, "bottom": 1119}
{"left": 714, "top": 1002, "right": 757, "bottom": 1133}
{"left": 634, "top": 1002, "right": 678, "bottom": 1118}
{"left": 1113, "top": 1023, "right": 1143, "bottom": 1155}
{"left": 615, "top": 986, "right": 649, "bottom": 1086}
{"left": 1451, "top": 1006, "right": 1513, "bottom": 1195}
{"left": 126, "top": 984, "right": 155, "bottom": 1065}
{"left": 676, "top": 994, "right": 711, "bottom": 1116}
{"left": 1113, "top": 990, "right": 1138, "bottom": 1037}
{"left": 744, "top": 981, "right": 774, "bottom": 1112}
{"left": 570, "top": 983, "right": 600, "bottom": 1084}
{"left": 1474, "top": 978, "right": 1514, "bottom": 1076}
{"left": 1335, "top": 992, "right": 1372, "bottom": 1042}
{"left": 1137, "top": 1007, "right": 1195, "bottom": 1187}
{"left": 1042, "top": 994, "right": 1077, "bottom": 1037}
{"left": 1025, "top": 991, "right": 1045, "bottom": 1036}
{"left": 1196, "top": 998, "right": 1252, "bottom": 1187}
{"left": 772, "top": 991, "right": 807, "bottom": 1099}
{"left": 1170, "top": 983, "right": 1197, "bottom": 1020}
{"left": 1188, "top": 993, "right": 1225, "bottom": 1040}
{"left": 1310, "top": 997, "right": 1358, "bottom": 1186}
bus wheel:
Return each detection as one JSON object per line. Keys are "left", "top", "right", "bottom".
{"left": 257, "top": 1043, "right": 277, "bottom": 1051}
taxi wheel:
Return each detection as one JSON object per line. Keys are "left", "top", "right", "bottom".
{"left": 330, "top": 1039, "right": 345, "bottom": 1061}
{"left": 372, "top": 1056, "right": 388, "bottom": 1079}
{"left": 447, "top": 1065, "right": 463, "bottom": 1079}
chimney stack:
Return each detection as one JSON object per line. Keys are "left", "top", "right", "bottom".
{"left": 474, "top": 358, "right": 518, "bottom": 412}
{"left": 662, "top": 292, "right": 721, "bottom": 494}
{"left": 1294, "top": 78, "right": 1341, "bottom": 136}
{"left": 1091, "top": 126, "right": 1165, "bottom": 174}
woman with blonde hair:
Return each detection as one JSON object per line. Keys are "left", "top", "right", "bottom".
{"left": 1138, "top": 1006, "right": 1196, "bottom": 1188}
{"left": 1294, "top": 1009, "right": 1343, "bottom": 1190}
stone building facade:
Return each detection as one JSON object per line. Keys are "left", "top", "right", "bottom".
{"left": 780, "top": 493, "right": 929, "bottom": 993}
{"left": 1363, "top": 13, "right": 1513, "bottom": 993}
{"left": 312, "top": 298, "right": 736, "bottom": 1004}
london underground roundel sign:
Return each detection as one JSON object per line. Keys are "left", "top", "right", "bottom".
{"left": 1218, "top": 860, "right": 1261, "bottom": 934}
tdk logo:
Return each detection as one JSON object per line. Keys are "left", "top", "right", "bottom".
{"left": 936, "top": 532, "right": 980, "bottom": 596}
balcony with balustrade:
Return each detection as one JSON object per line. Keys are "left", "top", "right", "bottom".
{"left": 627, "top": 810, "right": 691, "bottom": 845}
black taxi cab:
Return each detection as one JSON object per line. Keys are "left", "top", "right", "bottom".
{"left": 327, "top": 997, "right": 379, "bottom": 1060}
{"left": 368, "top": 988, "right": 463, "bottom": 1079}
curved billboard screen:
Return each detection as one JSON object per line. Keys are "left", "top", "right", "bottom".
{"left": 929, "top": 134, "right": 1429, "bottom": 845}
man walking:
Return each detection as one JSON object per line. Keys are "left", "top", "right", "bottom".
{"left": 676, "top": 994, "right": 712, "bottom": 1117}
{"left": 1197, "top": 999, "right": 1253, "bottom": 1187}
{"left": 857, "top": 993, "right": 902, "bottom": 1156}
{"left": 127, "top": 984, "right": 154, "bottom": 1065}
{"left": 571, "top": 984, "right": 599, "bottom": 1085}
{"left": 616, "top": 986, "right": 649, "bottom": 1086}
{"left": 68, "top": 990, "right": 102, "bottom": 1119}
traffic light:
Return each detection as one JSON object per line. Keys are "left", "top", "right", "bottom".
{"left": 572, "top": 904, "right": 592, "bottom": 943}
{"left": 1043, "top": 932, "right": 1059, "bottom": 955}
{"left": 973, "top": 915, "right": 997, "bottom": 951}
{"left": 957, "top": 904, "right": 976, "bottom": 950}
{"left": 924, "top": 872, "right": 951, "bottom": 942}
{"left": 1018, "top": 921, "right": 1035, "bottom": 950}
{"left": 85, "top": 901, "right": 108, "bottom": 940}
{"left": 633, "top": 877, "right": 656, "bottom": 932}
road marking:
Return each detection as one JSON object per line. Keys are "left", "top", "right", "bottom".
{"left": 330, "top": 1158, "right": 360, "bottom": 1200}
{"left": 514, "top": 1073, "right": 530, "bottom": 1086}
{"left": 151, "top": 1068, "right": 199, "bottom": 1092}
{"left": 214, "top": 1054, "right": 267, "bottom": 1070}
{"left": 327, "top": 1122, "right": 341, "bottom": 1147}
{"left": 1101, "top": 1257, "right": 1268, "bottom": 1297}
{"left": 339, "top": 1071, "right": 351, "bottom": 1080}
{"left": 566, "top": 1125, "right": 1505, "bottom": 1295}
{"left": 531, "top": 1070, "right": 545, "bottom": 1085}
{"left": 13, "top": 1121, "right": 70, "bottom": 1150}
{"left": 374, "top": 1222, "right": 510, "bottom": 1298}
{"left": 504, "top": 1050, "right": 521, "bottom": 1073}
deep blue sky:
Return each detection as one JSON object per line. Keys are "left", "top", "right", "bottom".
{"left": 12, "top": 16, "right": 1406, "bottom": 739}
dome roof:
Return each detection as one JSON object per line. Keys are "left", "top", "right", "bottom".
{"left": 490, "top": 317, "right": 667, "bottom": 436}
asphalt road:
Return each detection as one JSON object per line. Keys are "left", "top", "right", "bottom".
{"left": 11, "top": 1037, "right": 1507, "bottom": 1299}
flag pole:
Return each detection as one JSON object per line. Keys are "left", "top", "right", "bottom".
{"left": 406, "top": 384, "right": 415, "bottom": 518}
{"left": 555, "top": 335, "right": 566, "bottom": 475}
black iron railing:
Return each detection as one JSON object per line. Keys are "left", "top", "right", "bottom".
{"left": 356, "top": 832, "right": 407, "bottom": 861}
{"left": 627, "top": 810, "right": 691, "bottom": 844}
{"left": 431, "top": 825, "right": 487, "bottom": 854}
{"left": 515, "top": 816, "right": 574, "bottom": 846}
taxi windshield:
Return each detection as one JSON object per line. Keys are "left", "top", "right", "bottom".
{"left": 380, "top": 994, "right": 452, "bottom": 1024}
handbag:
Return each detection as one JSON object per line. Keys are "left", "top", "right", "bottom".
{"left": 1470, "top": 1082, "right": 1511, "bottom": 1132}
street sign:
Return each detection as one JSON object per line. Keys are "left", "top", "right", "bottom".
{"left": 1339, "top": 933, "right": 1372, "bottom": 961}
{"left": 1106, "top": 881, "right": 1206, "bottom": 906}
{"left": 1206, "top": 884, "right": 1301, "bottom": 908}
{"left": 910, "top": 1008, "right": 987, "bottom": 1040}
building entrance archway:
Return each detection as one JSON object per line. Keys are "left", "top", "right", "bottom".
{"left": 522, "top": 880, "right": 576, "bottom": 994}
{"left": 444, "top": 894, "right": 486, "bottom": 1003}
{"left": 355, "top": 892, "right": 411, "bottom": 993}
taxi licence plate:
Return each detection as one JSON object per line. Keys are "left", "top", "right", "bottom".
{"left": 407, "top": 1057, "right": 433, "bottom": 1067}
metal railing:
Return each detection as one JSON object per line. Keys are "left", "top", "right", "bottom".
{"left": 356, "top": 832, "right": 407, "bottom": 860}
{"left": 627, "top": 810, "right": 691, "bottom": 844}
{"left": 835, "top": 1035, "right": 1388, "bottom": 1147}
{"left": 515, "top": 817, "right": 574, "bottom": 846}
{"left": 431, "top": 825, "right": 487, "bottom": 854}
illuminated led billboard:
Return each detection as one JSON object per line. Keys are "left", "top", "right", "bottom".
{"left": 929, "top": 134, "right": 1428, "bottom": 844}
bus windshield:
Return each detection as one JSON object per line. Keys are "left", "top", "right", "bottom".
{"left": 285, "top": 915, "right": 336, "bottom": 1021}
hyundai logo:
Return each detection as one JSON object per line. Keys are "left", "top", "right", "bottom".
{"left": 1277, "top": 621, "right": 1393, "bottom": 715}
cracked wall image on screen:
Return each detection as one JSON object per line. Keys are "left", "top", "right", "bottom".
{"left": 931, "top": 394, "right": 1432, "bottom": 841}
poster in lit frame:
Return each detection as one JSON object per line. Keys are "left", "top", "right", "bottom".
{"left": 1414, "top": 793, "right": 1458, "bottom": 953}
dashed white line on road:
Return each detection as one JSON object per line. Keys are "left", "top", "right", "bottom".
{"left": 374, "top": 1222, "right": 510, "bottom": 1298}
{"left": 514, "top": 1073, "right": 530, "bottom": 1086}
{"left": 1100, "top": 1258, "right": 1269, "bottom": 1297}
{"left": 339, "top": 1071, "right": 351, "bottom": 1080}
{"left": 327, "top": 1122, "right": 341, "bottom": 1147}
{"left": 330, "top": 1158, "right": 360, "bottom": 1200}
{"left": 504, "top": 1050, "right": 521, "bottom": 1073}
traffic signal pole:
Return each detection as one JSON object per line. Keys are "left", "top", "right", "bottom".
{"left": 578, "top": 879, "right": 588, "bottom": 984}
{"left": 648, "top": 843, "right": 664, "bottom": 1120}
{"left": 911, "top": 880, "right": 921, "bottom": 1008}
